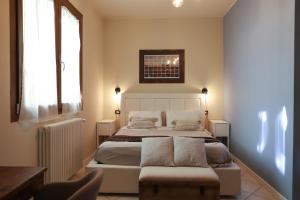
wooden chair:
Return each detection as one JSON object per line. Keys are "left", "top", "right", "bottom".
{"left": 35, "top": 169, "right": 103, "bottom": 200}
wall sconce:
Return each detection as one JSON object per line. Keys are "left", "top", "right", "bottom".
{"left": 115, "top": 86, "right": 121, "bottom": 95}
{"left": 201, "top": 88, "right": 208, "bottom": 95}
{"left": 202, "top": 88, "right": 208, "bottom": 116}
{"left": 115, "top": 86, "right": 121, "bottom": 115}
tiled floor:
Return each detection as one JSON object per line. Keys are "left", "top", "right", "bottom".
{"left": 95, "top": 163, "right": 281, "bottom": 200}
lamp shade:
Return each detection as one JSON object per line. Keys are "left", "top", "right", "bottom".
{"left": 115, "top": 86, "right": 121, "bottom": 94}
{"left": 202, "top": 88, "right": 208, "bottom": 94}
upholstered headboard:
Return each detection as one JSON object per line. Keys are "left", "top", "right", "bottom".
{"left": 120, "top": 93, "right": 203, "bottom": 127}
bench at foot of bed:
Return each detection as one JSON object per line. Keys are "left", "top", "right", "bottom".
{"left": 139, "top": 166, "right": 220, "bottom": 200}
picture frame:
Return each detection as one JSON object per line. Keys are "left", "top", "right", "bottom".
{"left": 139, "top": 49, "right": 185, "bottom": 83}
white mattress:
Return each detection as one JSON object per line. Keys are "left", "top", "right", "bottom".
{"left": 95, "top": 142, "right": 141, "bottom": 166}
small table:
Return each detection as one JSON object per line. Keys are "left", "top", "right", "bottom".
{"left": 96, "top": 119, "right": 118, "bottom": 146}
{"left": 0, "top": 167, "right": 47, "bottom": 200}
{"left": 209, "top": 120, "right": 230, "bottom": 148}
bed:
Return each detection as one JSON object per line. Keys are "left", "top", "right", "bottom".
{"left": 86, "top": 93, "right": 241, "bottom": 196}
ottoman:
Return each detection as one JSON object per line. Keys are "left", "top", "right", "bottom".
{"left": 139, "top": 167, "right": 220, "bottom": 200}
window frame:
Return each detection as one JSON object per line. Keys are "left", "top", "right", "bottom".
{"left": 9, "top": 0, "right": 83, "bottom": 122}
{"left": 10, "top": 0, "right": 22, "bottom": 122}
{"left": 56, "top": 0, "right": 83, "bottom": 114}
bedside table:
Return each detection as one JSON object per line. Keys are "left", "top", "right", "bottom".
{"left": 96, "top": 119, "right": 118, "bottom": 146}
{"left": 209, "top": 120, "right": 230, "bottom": 148}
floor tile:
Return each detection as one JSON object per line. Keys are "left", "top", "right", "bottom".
{"left": 93, "top": 162, "right": 281, "bottom": 200}
{"left": 241, "top": 173, "right": 261, "bottom": 194}
{"left": 238, "top": 165, "right": 248, "bottom": 177}
{"left": 221, "top": 190, "right": 251, "bottom": 200}
{"left": 247, "top": 195, "right": 269, "bottom": 200}
{"left": 97, "top": 196, "right": 109, "bottom": 200}
{"left": 249, "top": 187, "right": 282, "bottom": 200}
{"left": 105, "top": 194, "right": 138, "bottom": 200}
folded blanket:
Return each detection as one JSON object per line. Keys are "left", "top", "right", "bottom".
{"left": 173, "top": 120, "right": 200, "bottom": 131}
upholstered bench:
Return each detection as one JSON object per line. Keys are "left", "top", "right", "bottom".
{"left": 139, "top": 167, "right": 220, "bottom": 200}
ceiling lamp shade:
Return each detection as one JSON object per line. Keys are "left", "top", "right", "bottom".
{"left": 172, "top": 0, "right": 184, "bottom": 8}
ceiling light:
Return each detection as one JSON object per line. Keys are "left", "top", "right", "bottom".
{"left": 172, "top": 0, "right": 184, "bottom": 8}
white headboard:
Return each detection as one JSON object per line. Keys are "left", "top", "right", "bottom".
{"left": 120, "top": 93, "right": 203, "bottom": 127}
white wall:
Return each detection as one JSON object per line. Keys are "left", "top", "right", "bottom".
{"left": 0, "top": 0, "right": 104, "bottom": 166}
{"left": 103, "top": 19, "right": 224, "bottom": 120}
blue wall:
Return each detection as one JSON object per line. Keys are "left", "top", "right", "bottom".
{"left": 224, "top": 0, "right": 295, "bottom": 199}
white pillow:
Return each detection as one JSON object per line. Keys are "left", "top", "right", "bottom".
{"left": 128, "top": 111, "right": 162, "bottom": 127}
{"left": 173, "top": 137, "right": 208, "bottom": 167}
{"left": 173, "top": 120, "right": 200, "bottom": 131}
{"left": 140, "top": 137, "right": 174, "bottom": 167}
{"left": 166, "top": 110, "right": 202, "bottom": 127}
{"left": 128, "top": 120, "right": 156, "bottom": 129}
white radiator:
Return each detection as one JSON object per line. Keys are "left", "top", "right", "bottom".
{"left": 38, "top": 118, "right": 84, "bottom": 183}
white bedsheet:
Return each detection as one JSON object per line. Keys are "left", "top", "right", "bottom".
{"left": 94, "top": 127, "right": 232, "bottom": 167}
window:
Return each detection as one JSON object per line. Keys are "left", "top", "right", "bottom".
{"left": 10, "top": 0, "right": 83, "bottom": 122}
{"left": 60, "top": 2, "right": 83, "bottom": 114}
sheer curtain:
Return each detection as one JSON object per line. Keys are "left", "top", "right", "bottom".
{"left": 61, "top": 7, "right": 82, "bottom": 113}
{"left": 19, "top": 0, "right": 58, "bottom": 121}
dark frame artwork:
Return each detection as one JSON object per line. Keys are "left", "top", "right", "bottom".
{"left": 139, "top": 49, "right": 185, "bottom": 83}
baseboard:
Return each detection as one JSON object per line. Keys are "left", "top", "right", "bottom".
{"left": 232, "top": 155, "right": 287, "bottom": 200}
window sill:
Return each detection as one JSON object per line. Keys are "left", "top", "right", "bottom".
{"left": 16, "top": 111, "right": 83, "bottom": 129}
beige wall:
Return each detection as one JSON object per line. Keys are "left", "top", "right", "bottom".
{"left": 0, "top": 2, "right": 224, "bottom": 166}
{"left": 103, "top": 19, "right": 224, "bottom": 120}
{"left": 0, "top": 0, "right": 103, "bottom": 166}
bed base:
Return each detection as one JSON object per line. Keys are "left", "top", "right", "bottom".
{"left": 86, "top": 160, "right": 241, "bottom": 196}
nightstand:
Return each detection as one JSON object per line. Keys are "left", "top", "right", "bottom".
{"left": 96, "top": 119, "right": 118, "bottom": 146}
{"left": 209, "top": 120, "right": 230, "bottom": 148}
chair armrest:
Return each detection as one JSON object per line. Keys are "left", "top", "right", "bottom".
{"left": 34, "top": 180, "right": 84, "bottom": 200}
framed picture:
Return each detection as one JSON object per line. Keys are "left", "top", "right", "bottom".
{"left": 139, "top": 49, "right": 185, "bottom": 83}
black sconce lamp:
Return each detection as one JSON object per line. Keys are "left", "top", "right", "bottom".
{"left": 202, "top": 87, "right": 208, "bottom": 95}
{"left": 202, "top": 88, "right": 208, "bottom": 116}
{"left": 115, "top": 86, "right": 121, "bottom": 115}
{"left": 115, "top": 86, "right": 121, "bottom": 95}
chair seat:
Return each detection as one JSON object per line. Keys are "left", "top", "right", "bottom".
{"left": 35, "top": 169, "right": 103, "bottom": 200}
